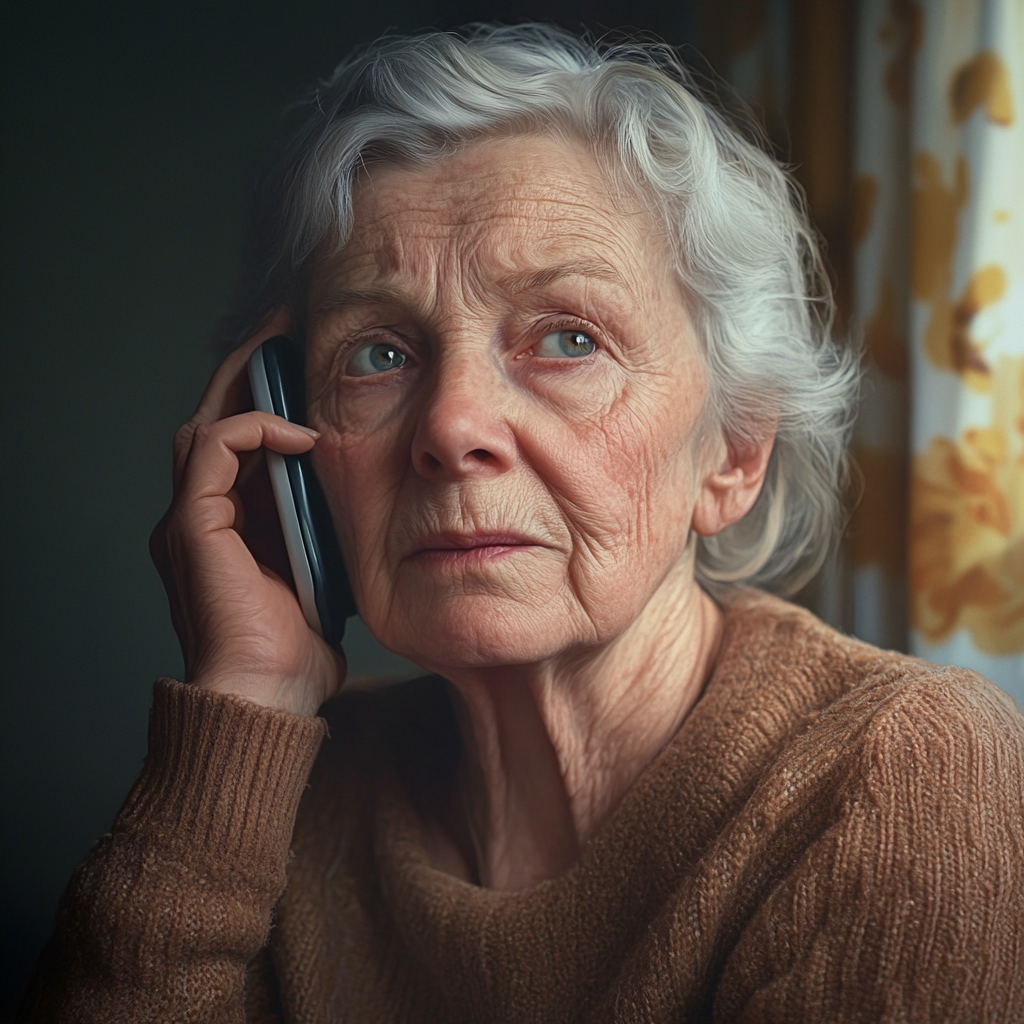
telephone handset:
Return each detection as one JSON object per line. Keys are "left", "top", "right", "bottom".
{"left": 248, "top": 336, "right": 357, "bottom": 647}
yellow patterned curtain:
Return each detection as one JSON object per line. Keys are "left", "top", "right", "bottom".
{"left": 905, "top": 0, "right": 1023, "bottom": 695}
{"left": 700, "top": 0, "right": 1023, "bottom": 702}
{"left": 851, "top": 0, "right": 1023, "bottom": 699}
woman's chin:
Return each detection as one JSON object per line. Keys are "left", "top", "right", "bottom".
{"left": 366, "top": 592, "right": 579, "bottom": 673}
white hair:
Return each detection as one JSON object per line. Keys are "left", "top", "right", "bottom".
{"left": 230, "top": 23, "right": 860, "bottom": 595}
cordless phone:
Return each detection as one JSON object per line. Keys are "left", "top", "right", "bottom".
{"left": 248, "top": 336, "right": 356, "bottom": 647}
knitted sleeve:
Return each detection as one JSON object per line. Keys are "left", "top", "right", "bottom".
{"left": 21, "top": 679, "right": 325, "bottom": 1024}
{"left": 717, "top": 669, "right": 1024, "bottom": 1024}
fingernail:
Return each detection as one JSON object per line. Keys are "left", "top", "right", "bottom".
{"left": 295, "top": 424, "right": 320, "bottom": 438}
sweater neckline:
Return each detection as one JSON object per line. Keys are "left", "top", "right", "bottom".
{"left": 361, "top": 589, "right": 864, "bottom": 1018}
{"left": 374, "top": 589, "right": 798, "bottom": 903}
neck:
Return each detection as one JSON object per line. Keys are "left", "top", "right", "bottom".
{"left": 441, "top": 570, "right": 723, "bottom": 892}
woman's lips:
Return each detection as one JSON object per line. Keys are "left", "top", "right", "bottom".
{"left": 406, "top": 532, "right": 542, "bottom": 565}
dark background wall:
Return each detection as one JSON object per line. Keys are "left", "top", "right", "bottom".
{"left": 1, "top": 0, "right": 706, "bottom": 1012}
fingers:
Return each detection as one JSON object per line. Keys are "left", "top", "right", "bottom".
{"left": 233, "top": 449, "right": 292, "bottom": 583}
{"left": 172, "top": 307, "right": 294, "bottom": 489}
{"left": 177, "top": 411, "right": 318, "bottom": 507}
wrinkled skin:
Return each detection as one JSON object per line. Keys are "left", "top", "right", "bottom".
{"left": 306, "top": 138, "right": 706, "bottom": 671}
{"left": 154, "top": 134, "right": 773, "bottom": 890}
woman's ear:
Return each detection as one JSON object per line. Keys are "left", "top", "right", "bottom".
{"left": 691, "top": 430, "right": 775, "bottom": 537}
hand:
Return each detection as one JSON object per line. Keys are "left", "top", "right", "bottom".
{"left": 150, "top": 310, "right": 347, "bottom": 717}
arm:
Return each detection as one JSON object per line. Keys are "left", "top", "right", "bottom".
{"left": 22, "top": 680, "right": 323, "bottom": 1023}
{"left": 719, "top": 670, "right": 1024, "bottom": 1023}
{"left": 24, "top": 312, "right": 344, "bottom": 1021}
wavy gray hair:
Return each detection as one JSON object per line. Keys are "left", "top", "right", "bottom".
{"left": 228, "top": 23, "right": 860, "bottom": 595}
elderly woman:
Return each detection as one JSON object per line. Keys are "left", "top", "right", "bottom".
{"left": 26, "top": 24, "right": 1024, "bottom": 1024}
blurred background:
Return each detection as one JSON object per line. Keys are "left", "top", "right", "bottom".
{"left": 2, "top": 0, "right": 1020, "bottom": 1013}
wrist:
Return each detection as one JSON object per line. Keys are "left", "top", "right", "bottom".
{"left": 187, "top": 672, "right": 322, "bottom": 718}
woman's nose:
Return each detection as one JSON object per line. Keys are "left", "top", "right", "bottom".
{"left": 411, "top": 357, "right": 516, "bottom": 481}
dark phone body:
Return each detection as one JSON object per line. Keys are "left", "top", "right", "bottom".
{"left": 248, "top": 336, "right": 356, "bottom": 647}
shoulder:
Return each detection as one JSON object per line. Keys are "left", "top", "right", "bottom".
{"left": 831, "top": 657, "right": 1024, "bottom": 848}
{"left": 709, "top": 596, "right": 1024, "bottom": 1019}
{"left": 703, "top": 588, "right": 1024, "bottom": 844}
{"left": 730, "top": 592, "right": 1024, "bottom": 874}
{"left": 713, "top": 588, "right": 1024, "bottom": 737}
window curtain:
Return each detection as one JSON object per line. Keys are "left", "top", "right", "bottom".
{"left": 855, "top": 0, "right": 1023, "bottom": 698}
{"left": 699, "top": 0, "right": 1024, "bottom": 702}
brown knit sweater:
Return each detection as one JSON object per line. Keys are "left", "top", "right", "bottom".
{"left": 23, "top": 591, "right": 1024, "bottom": 1022}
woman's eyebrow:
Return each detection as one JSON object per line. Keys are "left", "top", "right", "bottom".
{"left": 309, "top": 260, "right": 629, "bottom": 330}
{"left": 309, "top": 287, "right": 405, "bottom": 329}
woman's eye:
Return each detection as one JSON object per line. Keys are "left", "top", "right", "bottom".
{"left": 536, "top": 329, "right": 596, "bottom": 359}
{"left": 344, "top": 342, "right": 408, "bottom": 377}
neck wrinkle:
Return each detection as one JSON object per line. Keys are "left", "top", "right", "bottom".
{"left": 445, "top": 570, "right": 723, "bottom": 893}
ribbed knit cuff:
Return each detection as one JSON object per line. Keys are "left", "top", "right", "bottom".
{"left": 116, "top": 679, "right": 327, "bottom": 874}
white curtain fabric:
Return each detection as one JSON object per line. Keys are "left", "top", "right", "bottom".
{"left": 851, "top": 0, "right": 1019, "bottom": 700}
{"left": 851, "top": 0, "right": 1023, "bottom": 699}
{"left": 907, "top": 0, "right": 1023, "bottom": 699}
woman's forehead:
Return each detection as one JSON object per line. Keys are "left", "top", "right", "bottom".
{"left": 313, "top": 135, "right": 670, "bottom": 299}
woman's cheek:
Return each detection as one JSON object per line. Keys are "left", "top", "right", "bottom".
{"left": 309, "top": 380, "right": 404, "bottom": 437}
{"left": 310, "top": 428, "right": 394, "bottom": 581}
{"left": 520, "top": 354, "right": 622, "bottom": 425}
{"left": 309, "top": 429, "right": 356, "bottom": 550}
{"left": 540, "top": 374, "right": 697, "bottom": 568}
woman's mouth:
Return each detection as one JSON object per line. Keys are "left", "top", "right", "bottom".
{"left": 406, "top": 532, "right": 542, "bottom": 566}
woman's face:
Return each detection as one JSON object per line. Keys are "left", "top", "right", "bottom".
{"left": 305, "top": 134, "right": 710, "bottom": 671}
